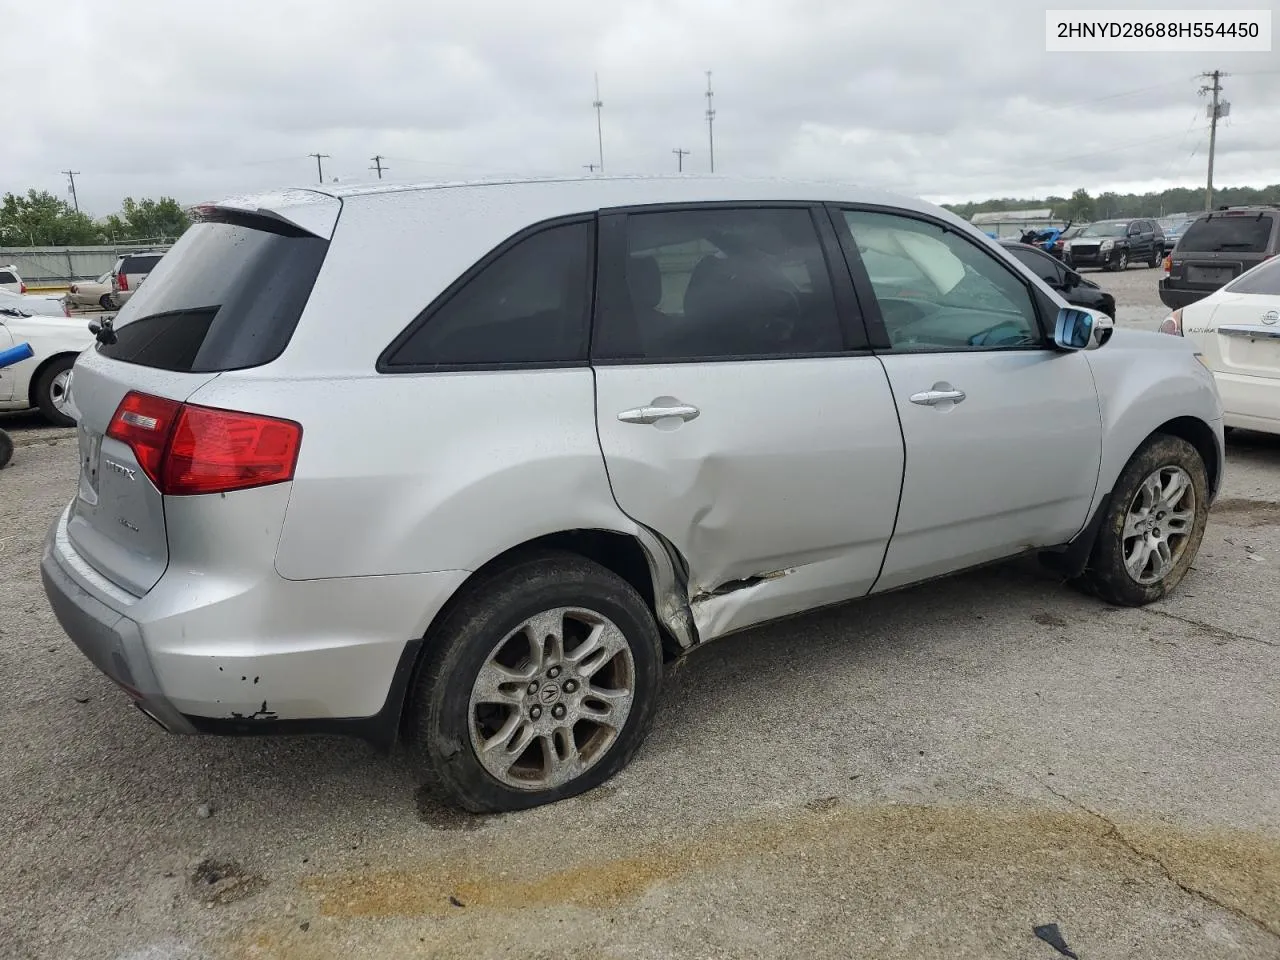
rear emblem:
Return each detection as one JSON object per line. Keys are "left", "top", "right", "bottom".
{"left": 104, "top": 459, "right": 136, "bottom": 481}
{"left": 1262, "top": 310, "right": 1279, "bottom": 326}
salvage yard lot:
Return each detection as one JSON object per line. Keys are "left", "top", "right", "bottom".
{"left": 1, "top": 270, "right": 1278, "bottom": 960}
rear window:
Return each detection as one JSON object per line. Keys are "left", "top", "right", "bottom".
{"left": 1179, "top": 214, "right": 1276, "bottom": 254}
{"left": 1224, "top": 256, "right": 1280, "bottom": 296}
{"left": 98, "top": 218, "right": 328, "bottom": 372}
{"left": 123, "top": 255, "right": 162, "bottom": 274}
{"left": 0, "top": 272, "right": 16, "bottom": 284}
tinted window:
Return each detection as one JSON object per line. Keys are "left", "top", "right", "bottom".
{"left": 1225, "top": 256, "right": 1280, "bottom": 296}
{"left": 595, "top": 207, "right": 843, "bottom": 361}
{"left": 385, "top": 220, "right": 592, "bottom": 368}
{"left": 844, "top": 210, "right": 1042, "bottom": 351}
{"left": 127, "top": 255, "right": 162, "bottom": 273}
{"left": 98, "top": 219, "right": 328, "bottom": 372}
{"left": 1006, "top": 246, "right": 1063, "bottom": 285}
{"left": 1179, "top": 215, "right": 1276, "bottom": 253}
{"left": 0, "top": 272, "right": 15, "bottom": 284}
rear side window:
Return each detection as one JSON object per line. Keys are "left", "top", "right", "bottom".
{"left": 382, "top": 219, "right": 593, "bottom": 369}
{"left": 98, "top": 219, "right": 328, "bottom": 372}
{"left": 0, "top": 272, "right": 16, "bottom": 283}
{"left": 1225, "top": 256, "right": 1280, "bottom": 296}
{"left": 1179, "top": 215, "right": 1276, "bottom": 253}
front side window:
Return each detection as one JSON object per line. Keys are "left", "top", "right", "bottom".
{"left": 384, "top": 220, "right": 593, "bottom": 368}
{"left": 842, "top": 210, "right": 1042, "bottom": 351}
{"left": 1224, "top": 256, "right": 1280, "bottom": 296}
{"left": 594, "top": 207, "right": 844, "bottom": 361}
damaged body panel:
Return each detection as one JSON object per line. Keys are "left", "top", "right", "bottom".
{"left": 594, "top": 356, "right": 906, "bottom": 643}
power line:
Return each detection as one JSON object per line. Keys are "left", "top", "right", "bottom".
{"left": 672, "top": 147, "right": 690, "bottom": 172}
{"left": 308, "top": 152, "right": 330, "bottom": 184}
{"left": 705, "top": 70, "right": 716, "bottom": 173}
{"left": 1199, "top": 70, "right": 1229, "bottom": 211}
{"left": 61, "top": 170, "right": 81, "bottom": 212}
{"left": 369, "top": 155, "right": 388, "bottom": 179}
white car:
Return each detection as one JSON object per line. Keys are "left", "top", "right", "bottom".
{"left": 1160, "top": 254, "right": 1280, "bottom": 436}
{"left": 0, "top": 264, "right": 26, "bottom": 294}
{"left": 0, "top": 287, "right": 70, "bottom": 318}
{"left": 0, "top": 305, "right": 91, "bottom": 426}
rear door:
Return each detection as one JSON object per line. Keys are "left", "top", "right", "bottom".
{"left": 591, "top": 204, "right": 905, "bottom": 638}
{"left": 831, "top": 205, "right": 1103, "bottom": 592}
{"left": 1170, "top": 212, "right": 1279, "bottom": 295}
{"left": 66, "top": 214, "right": 330, "bottom": 596}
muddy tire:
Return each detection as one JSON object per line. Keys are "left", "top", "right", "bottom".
{"left": 1077, "top": 434, "right": 1209, "bottom": 606}
{"left": 34, "top": 355, "right": 77, "bottom": 427}
{"left": 0, "top": 430, "right": 12, "bottom": 469}
{"left": 404, "top": 550, "right": 664, "bottom": 813}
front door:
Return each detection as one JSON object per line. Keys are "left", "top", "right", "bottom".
{"left": 831, "top": 206, "right": 1104, "bottom": 593}
{"left": 591, "top": 204, "right": 906, "bottom": 639}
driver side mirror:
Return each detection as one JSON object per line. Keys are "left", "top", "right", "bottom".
{"left": 1054, "top": 307, "right": 1113, "bottom": 351}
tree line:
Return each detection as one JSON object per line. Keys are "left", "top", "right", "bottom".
{"left": 0, "top": 190, "right": 192, "bottom": 246}
{"left": 943, "top": 184, "right": 1280, "bottom": 224}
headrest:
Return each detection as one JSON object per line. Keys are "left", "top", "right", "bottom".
{"left": 627, "top": 255, "right": 662, "bottom": 310}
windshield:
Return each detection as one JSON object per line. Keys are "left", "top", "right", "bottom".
{"left": 1078, "top": 222, "right": 1129, "bottom": 238}
{"left": 1179, "top": 214, "right": 1275, "bottom": 253}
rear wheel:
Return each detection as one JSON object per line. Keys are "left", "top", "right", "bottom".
{"left": 405, "top": 550, "right": 664, "bottom": 813}
{"left": 0, "top": 430, "right": 12, "bottom": 469}
{"left": 1078, "top": 435, "right": 1209, "bottom": 606}
{"left": 1147, "top": 247, "right": 1160, "bottom": 268}
{"left": 99, "top": 293, "right": 115, "bottom": 311}
{"left": 34, "top": 356, "right": 77, "bottom": 427}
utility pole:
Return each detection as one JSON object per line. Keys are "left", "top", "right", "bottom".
{"left": 672, "top": 148, "right": 690, "bottom": 172}
{"left": 308, "top": 153, "right": 330, "bottom": 184}
{"left": 592, "top": 73, "right": 605, "bottom": 174}
{"left": 369, "top": 155, "right": 388, "bottom": 179}
{"left": 704, "top": 70, "right": 716, "bottom": 173}
{"left": 62, "top": 170, "right": 81, "bottom": 212}
{"left": 1198, "top": 70, "right": 1229, "bottom": 212}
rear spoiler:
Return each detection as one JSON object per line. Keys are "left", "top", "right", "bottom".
{"left": 190, "top": 188, "right": 341, "bottom": 240}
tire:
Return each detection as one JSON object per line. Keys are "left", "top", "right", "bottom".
{"left": 0, "top": 430, "right": 12, "bottom": 470}
{"left": 1148, "top": 247, "right": 1160, "bottom": 268}
{"left": 1109, "top": 251, "right": 1128, "bottom": 272}
{"left": 1078, "top": 434, "right": 1209, "bottom": 606}
{"left": 34, "top": 355, "right": 77, "bottom": 427}
{"left": 405, "top": 550, "right": 664, "bottom": 813}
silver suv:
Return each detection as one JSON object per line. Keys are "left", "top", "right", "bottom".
{"left": 41, "top": 177, "right": 1225, "bottom": 812}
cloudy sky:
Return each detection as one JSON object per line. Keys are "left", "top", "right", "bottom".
{"left": 6, "top": 0, "right": 1278, "bottom": 216}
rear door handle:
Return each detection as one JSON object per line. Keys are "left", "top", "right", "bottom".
{"left": 909, "top": 389, "right": 966, "bottom": 406}
{"left": 617, "top": 403, "right": 701, "bottom": 425}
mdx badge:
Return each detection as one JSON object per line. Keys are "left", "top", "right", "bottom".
{"left": 104, "top": 459, "right": 137, "bottom": 481}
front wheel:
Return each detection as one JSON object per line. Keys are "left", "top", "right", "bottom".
{"left": 405, "top": 550, "right": 664, "bottom": 813}
{"left": 1108, "top": 251, "right": 1129, "bottom": 272}
{"left": 1078, "top": 434, "right": 1209, "bottom": 606}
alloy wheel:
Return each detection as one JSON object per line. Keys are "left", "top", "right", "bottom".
{"left": 1122, "top": 465, "right": 1196, "bottom": 585}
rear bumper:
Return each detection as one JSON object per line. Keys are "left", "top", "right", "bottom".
{"left": 1158, "top": 283, "right": 1212, "bottom": 310}
{"left": 1215, "top": 372, "right": 1280, "bottom": 436}
{"left": 41, "top": 504, "right": 470, "bottom": 743}
{"left": 41, "top": 522, "right": 196, "bottom": 735}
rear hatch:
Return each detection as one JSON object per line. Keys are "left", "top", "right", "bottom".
{"left": 67, "top": 207, "right": 333, "bottom": 596}
{"left": 1169, "top": 211, "right": 1277, "bottom": 294}
{"left": 1203, "top": 258, "right": 1280, "bottom": 382}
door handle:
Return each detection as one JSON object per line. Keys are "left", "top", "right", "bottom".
{"left": 617, "top": 403, "right": 701, "bottom": 425}
{"left": 909, "top": 389, "right": 966, "bottom": 406}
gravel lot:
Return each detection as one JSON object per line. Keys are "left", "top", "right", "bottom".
{"left": 2, "top": 268, "right": 1278, "bottom": 960}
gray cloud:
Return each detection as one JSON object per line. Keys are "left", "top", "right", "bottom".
{"left": 6, "top": 0, "right": 1278, "bottom": 215}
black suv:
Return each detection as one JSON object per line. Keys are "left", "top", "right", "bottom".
{"left": 1159, "top": 206, "right": 1280, "bottom": 309}
{"left": 1064, "top": 218, "right": 1164, "bottom": 271}
{"left": 1000, "top": 240, "right": 1116, "bottom": 319}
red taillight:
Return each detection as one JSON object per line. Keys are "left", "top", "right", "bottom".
{"left": 106, "top": 391, "right": 301, "bottom": 496}
{"left": 106, "top": 392, "right": 182, "bottom": 486}
{"left": 19, "top": 282, "right": 26, "bottom": 293}
{"left": 1158, "top": 309, "right": 1184, "bottom": 336}
{"left": 117, "top": 272, "right": 128, "bottom": 292}
{"left": 1162, "top": 255, "right": 1172, "bottom": 276}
